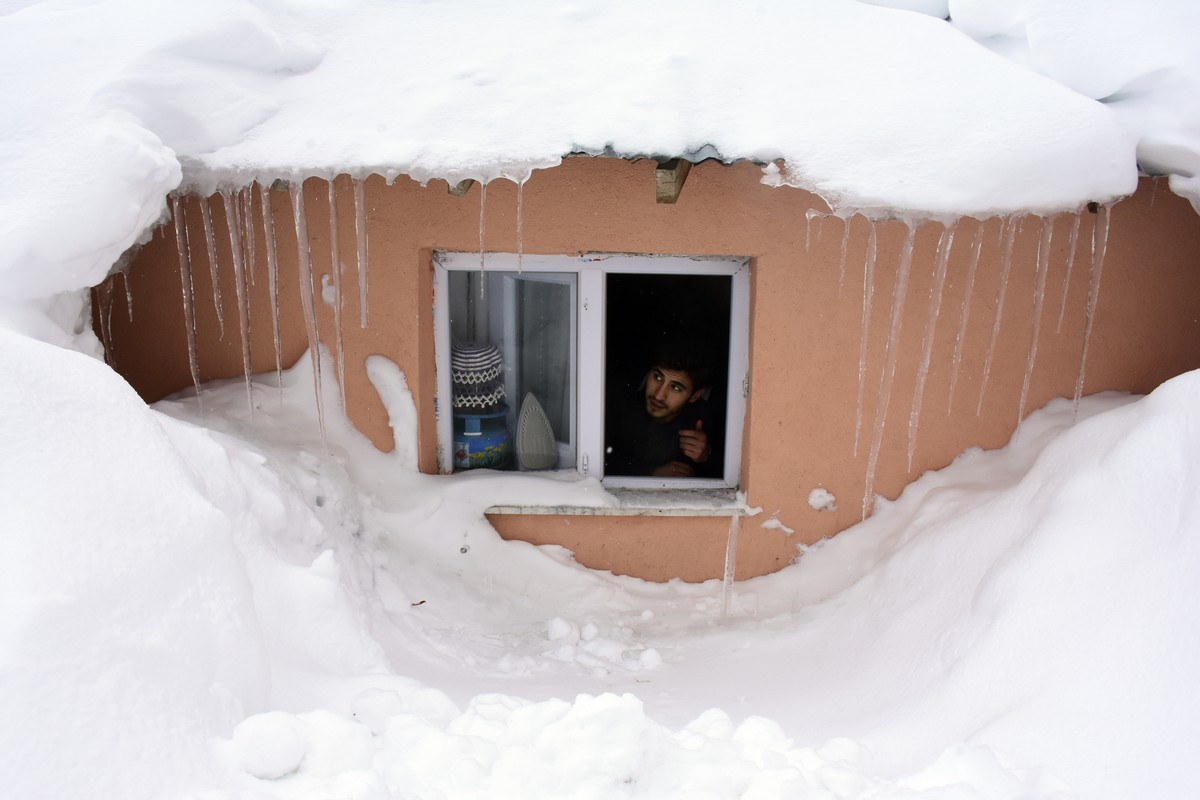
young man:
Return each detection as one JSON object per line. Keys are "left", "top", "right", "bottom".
{"left": 605, "top": 342, "right": 722, "bottom": 479}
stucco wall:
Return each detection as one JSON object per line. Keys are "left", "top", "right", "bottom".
{"left": 100, "top": 158, "right": 1200, "bottom": 581}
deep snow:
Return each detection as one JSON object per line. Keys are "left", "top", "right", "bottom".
{"left": 2, "top": 1, "right": 1200, "bottom": 798}
{"left": 8, "top": 347, "right": 1197, "bottom": 799}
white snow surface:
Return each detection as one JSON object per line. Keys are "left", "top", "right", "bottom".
{"left": 3, "top": 1, "right": 1200, "bottom": 798}
{"left": 6, "top": 348, "right": 1199, "bottom": 799}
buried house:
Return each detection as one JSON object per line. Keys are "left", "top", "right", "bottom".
{"left": 64, "top": 2, "right": 1200, "bottom": 583}
{"left": 97, "top": 160, "right": 1200, "bottom": 581}
{"left": 9, "top": 2, "right": 1200, "bottom": 799}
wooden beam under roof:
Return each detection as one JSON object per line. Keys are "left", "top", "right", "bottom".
{"left": 655, "top": 158, "right": 691, "bottom": 204}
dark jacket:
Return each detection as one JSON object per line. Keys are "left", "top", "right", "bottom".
{"left": 605, "top": 389, "right": 722, "bottom": 478}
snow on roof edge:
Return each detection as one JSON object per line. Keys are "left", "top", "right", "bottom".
{"left": 176, "top": 149, "right": 1139, "bottom": 228}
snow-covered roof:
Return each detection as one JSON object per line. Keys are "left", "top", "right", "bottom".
{"left": 1, "top": 0, "right": 1198, "bottom": 308}
{"left": 190, "top": 0, "right": 1133, "bottom": 215}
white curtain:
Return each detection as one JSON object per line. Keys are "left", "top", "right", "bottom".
{"left": 449, "top": 271, "right": 575, "bottom": 465}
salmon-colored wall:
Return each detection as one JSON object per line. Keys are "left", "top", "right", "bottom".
{"left": 98, "top": 160, "right": 1200, "bottom": 582}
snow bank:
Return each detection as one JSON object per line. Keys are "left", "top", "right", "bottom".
{"left": 0, "top": 0, "right": 316, "bottom": 326}
{"left": 218, "top": 694, "right": 1075, "bottom": 799}
{"left": 0, "top": 328, "right": 267, "bottom": 799}
{"left": 717, "top": 378, "right": 1200, "bottom": 800}
{"left": 39, "top": 352, "right": 1173, "bottom": 800}
{"left": 3, "top": 330, "right": 1198, "bottom": 797}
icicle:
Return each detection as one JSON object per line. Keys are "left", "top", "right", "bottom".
{"left": 1073, "top": 205, "right": 1111, "bottom": 416}
{"left": 221, "top": 189, "right": 254, "bottom": 414}
{"left": 119, "top": 269, "right": 133, "bottom": 322}
{"left": 907, "top": 221, "right": 956, "bottom": 470}
{"left": 328, "top": 179, "right": 347, "bottom": 412}
{"left": 1150, "top": 176, "right": 1162, "bottom": 208}
{"left": 1055, "top": 211, "right": 1082, "bottom": 333}
{"left": 853, "top": 225, "right": 878, "bottom": 456}
{"left": 947, "top": 222, "right": 984, "bottom": 414}
{"left": 241, "top": 187, "right": 256, "bottom": 288}
{"left": 171, "top": 195, "right": 202, "bottom": 401}
{"left": 516, "top": 178, "right": 524, "bottom": 274}
{"left": 198, "top": 194, "right": 226, "bottom": 339}
{"left": 478, "top": 181, "right": 488, "bottom": 298}
{"left": 976, "top": 217, "right": 1019, "bottom": 415}
{"left": 862, "top": 225, "right": 917, "bottom": 519}
{"left": 104, "top": 279, "right": 118, "bottom": 364}
{"left": 259, "top": 182, "right": 284, "bottom": 398}
{"left": 1016, "top": 218, "right": 1054, "bottom": 436}
{"left": 720, "top": 514, "right": 741, "bottom": 618}
{"left": 836, "top": 217, "right": 851, "bottom": 292}
{"left": 353, "top": 177, "right": 369, "bottom": 327}
{"left": 95, "top": 277, "right": 115, "bottom": 366}
{"left": 290, "top": 180, "right": 327, "bottom": 443}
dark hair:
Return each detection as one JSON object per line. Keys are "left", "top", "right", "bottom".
{"left": 651, "top": 339, "right": 716, "bottom": 389}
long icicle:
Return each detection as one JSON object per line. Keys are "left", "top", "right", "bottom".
{"left": 241, "top": 187, "right": 257, "bottom": 288}
{"left": 170, "top": 195, "right": 202, "bottom": 402}
{"left": 259, "top": 182, "right": 284, "bottom": 399}
{"left": 478, "top": 181, "right": 488, "bottom": 297}
{"left": 1055, "top": 211, "right": 1082, "bottom": 333}
{"left": 720, "top": 514, "right": 741, "bottom": 618}
{"left": 947, "top": 221, "right": 985, "bottom": 413}
{"left": 221, "top": 188, "right": 254, "bottom": 415}
{"left": 1017, "top": 217, "right": 1054, "bottom": 436}
{"left": 120, "top": 269, "right": 133, "bottom": 322}
{"left": 976, "top": 216, "right": 1019, "bottom": 416}
{"left": 328, "top": 179, "right": 347, "bottom": 413}
{"left": 907, "top": 221, "right": 956, "bottom": 470}
{"left": 290, "top": 180, "right": 326, "bottom": 444}
{"left": 353, "top": 177, "right": 369, "bottom": 327}
{"left": 853, "top": 224, "right": 878, "bottom": 456}
{"left": 516, "top": 178, "right": 524, "bottom": 274}
{"left": 96, "top": 277, "right": 115, "bottom": 366}
{"left": 863, "top": 225, "right": 917, "bottom": 519}
{"left": 836, "top": 216, "right": 851, "bottom": 293}
{"left": 198, "top": 194, "right": 226, "bottom": 338}
{"left": 1073, "top": 205, "right": 1112, "bottom": 416}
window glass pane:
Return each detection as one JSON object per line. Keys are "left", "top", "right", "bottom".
{"left": 448, "top": 270, "right": 575, "bottom": 471}
{"left": 603, "top": 273, "right": 731, "bottom": 479}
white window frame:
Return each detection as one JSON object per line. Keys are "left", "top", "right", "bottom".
{"left": 433, "top": 252, "right": 750, "bottom": 490}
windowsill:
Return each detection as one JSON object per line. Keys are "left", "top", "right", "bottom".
{"left": 485, "top": 487, "right": 745, "bottom": 517}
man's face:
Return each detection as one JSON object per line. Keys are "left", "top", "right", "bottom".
{"left": 644, "top": 367, "right": 703, "bottom": 422}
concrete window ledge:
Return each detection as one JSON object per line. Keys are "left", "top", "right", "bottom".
{"left": 486, "top": 488, "right": 746, "bottom": 517}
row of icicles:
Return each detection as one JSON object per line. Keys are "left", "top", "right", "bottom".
{"left": 95, "top": 174, "right": 1118, "bottom": 520}
{"left": 152, "top": 178, "right": 375, "bottom": 445}
{"left": 813, "top": 205, "right": 1115, "bottom": 519}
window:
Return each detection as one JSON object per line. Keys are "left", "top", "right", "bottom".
{"left": 433, "top": 252, "right": 749, "bottom": 489}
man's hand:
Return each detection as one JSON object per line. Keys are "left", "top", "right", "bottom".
{"left": 652, "top": 460, "right": 696, "bottom": 478}
{"left": 678, "top": 419, "right": 710, "bottom": 463}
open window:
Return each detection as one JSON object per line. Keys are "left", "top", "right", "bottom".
{"left": 433, "top": 253, "right": 749, "bottom": 490}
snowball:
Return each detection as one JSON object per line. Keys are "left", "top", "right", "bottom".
{"left": 231, "top": 711, "right": 307, "bottom": 780}
{"left": 546, "top": 616, "right": 579, "bottom": 643}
